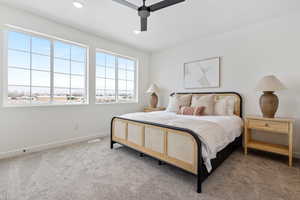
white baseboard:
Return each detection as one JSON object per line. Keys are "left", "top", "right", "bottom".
{"left": 0, "top": 133, "right": 108, "bottom": 160}
{"left": 1, "top": 131, "right": 299, "bottom": 161}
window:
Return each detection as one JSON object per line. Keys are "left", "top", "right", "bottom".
{"left": 96, "top": 51, "right": 137, "bottom": 103}
{"left": 5, "top": 30, "right": 88, "bottom": 105}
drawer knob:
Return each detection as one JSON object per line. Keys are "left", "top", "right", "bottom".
{"left": 265, "top": 123, "right": 269, "bottom": 127}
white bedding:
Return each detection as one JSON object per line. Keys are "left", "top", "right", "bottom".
{"left": 120, "top": 111, "right": 243, "bottom": 172}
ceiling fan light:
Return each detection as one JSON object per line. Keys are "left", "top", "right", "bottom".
{"left": 133, "top": 30, "right": 141, "bottom": 35}
{"left": 73, "top": 0, "right": 84, "bottom": 8}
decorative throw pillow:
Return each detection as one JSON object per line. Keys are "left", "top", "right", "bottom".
{"left": 191, "top": 95, "right": 214, "bottom": 115}
{"left": 214, "top": 98, "right": 229, "bottom": 115}
{"left": 166, "top": 94, "right": 192, "bottom": 112}
{"left": 226, "top": 96, "right": 236, "bottom": 115}
{"left": 177, "top": 106, "right": 205, "bottom": 116}
{"left": 214, "top": 96, "right": 236, "bottom": 115}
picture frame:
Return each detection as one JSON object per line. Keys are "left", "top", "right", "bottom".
{"left": 183, "top": 57, "right": 220, "bottom": 89}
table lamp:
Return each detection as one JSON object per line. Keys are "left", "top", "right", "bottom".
{"left": 146, "top": 84, "right": 159, "bottom": 108}
{"left": 256, "top": 75, "right": 286, "bottom": 118}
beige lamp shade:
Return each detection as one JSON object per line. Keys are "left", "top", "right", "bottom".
{"left": 256, "top": 75, "right": 286, "bottom": 92}
{"left": 146, "top": 84, "right": 159, "bottom": 94}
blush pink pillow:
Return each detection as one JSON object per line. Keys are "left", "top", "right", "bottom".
{"left": 177, "top": 106, "right": 205, "bottom": 116}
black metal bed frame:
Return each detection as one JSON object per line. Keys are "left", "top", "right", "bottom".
{"left": 111, "top": 92, "right": 243, "bottom": 193}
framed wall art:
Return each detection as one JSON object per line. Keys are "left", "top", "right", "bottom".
{"left": 183, "top": 57, "right": 220, "bottom": 89}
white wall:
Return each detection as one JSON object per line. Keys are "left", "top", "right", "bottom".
{"left": 150, "top": 12, "right": 300, "bottom": 157}
{"left": 0, "top": 5, "right": 150, "bottom": 157}
{"left": 1, "top": 4, "right": 299, "bottom": 160}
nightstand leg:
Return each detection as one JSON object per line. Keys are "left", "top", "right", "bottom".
{"left": 244, "top": 132, "right": 248, "bottom": 155}
{"left": 289, "top": 123, "right": 293, "bottom": 167}
{"left": 244, "top": 123, "right": 248, "bottom": 155}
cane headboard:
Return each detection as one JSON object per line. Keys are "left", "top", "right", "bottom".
{"left": 170, "top": 92, "right": 243, "bottom": 117}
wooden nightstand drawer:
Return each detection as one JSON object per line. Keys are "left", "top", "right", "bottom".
{"left": 248, "top": 119, "right": 289, "bottom": 134}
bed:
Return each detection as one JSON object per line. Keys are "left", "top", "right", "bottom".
{"left": 110, "top": 92, "right": 243, "bottom": 193}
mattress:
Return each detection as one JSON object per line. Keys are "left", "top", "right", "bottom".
{"left": 120, "top": 111, "right": 243, "bottom": 172}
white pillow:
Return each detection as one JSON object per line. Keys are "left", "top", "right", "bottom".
{"left": 226, "top": 96, "right": 236, "bottom": 115}
{"left": 214, "top": 98, "right": 229, "bottom": 115}
{"left": 166, "top": 94, "right": 192, "bottom": 112}
{"left": 191, "top": 95, "right": 214, "bottom": 115}
{"left": 214, "top": 96, "right": 236, "bottom": 116}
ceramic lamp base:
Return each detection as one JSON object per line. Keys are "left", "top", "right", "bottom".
{"left": 150, "top": 93, "right": 158, "bottom": 108}
{"left": 259, "top": 91, "right": 279, "bottom": 118}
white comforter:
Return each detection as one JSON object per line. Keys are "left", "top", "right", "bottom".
{"left": 120, "top": 111, "right": 243, "bottom": 172}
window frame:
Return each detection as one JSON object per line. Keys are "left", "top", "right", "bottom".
{"left": 2, "top": 26, "right": 89, "bottom": 107}
{"left": 95, "top": 48, "right": 138, "bottom": 104}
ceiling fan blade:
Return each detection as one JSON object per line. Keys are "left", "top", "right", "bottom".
{"left": 112, "top": 0, "right": 139, "bottom": 10}
{"left": 141, "top": 17, "right": 147, "bottom": 31}
{"left": 149, "top": 0, "right": 185, "bottom": 12}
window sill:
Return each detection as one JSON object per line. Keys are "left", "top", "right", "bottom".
{"left": 95, "top": 101, "right": 139, "bottom": 105}
{"left": 2, "top": 103, "right": 89, "bottom": 108}
{"left": 2, "top": 101, "right": 139, "bottom": 108}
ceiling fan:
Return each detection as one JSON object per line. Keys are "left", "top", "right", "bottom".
{"left": 112, "top": 0, "right": 186, "bottom": 32}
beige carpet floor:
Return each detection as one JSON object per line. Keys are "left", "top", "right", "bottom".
{"left": 0, "top": 136, "right": 299, "bottom": 200}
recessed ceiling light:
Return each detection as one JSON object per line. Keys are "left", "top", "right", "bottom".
{"left": 73, "top": 0, "right": 84, "bottom": 8}
{"left": 133, "top": 30, "right": 141, "bottom": 35}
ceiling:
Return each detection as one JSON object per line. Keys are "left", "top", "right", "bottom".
{"left": 0, "top": 0, "right": 300, "bottom": 52}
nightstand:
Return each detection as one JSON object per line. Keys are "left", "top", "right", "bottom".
{"left": 144, "top": 107, "right": 166, "bottom": 112}
{"left": 244, "top": 116, "right": 294, "bottom": 166}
